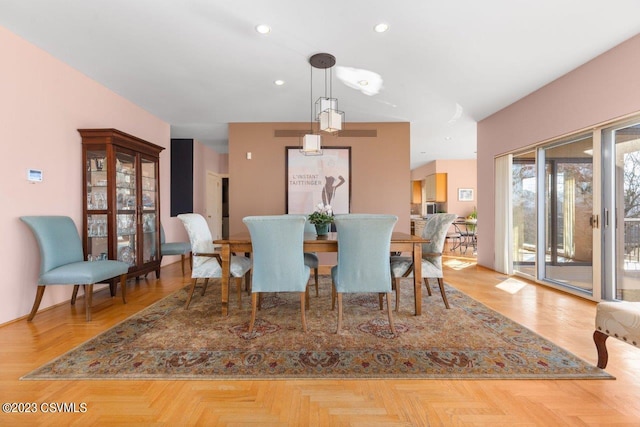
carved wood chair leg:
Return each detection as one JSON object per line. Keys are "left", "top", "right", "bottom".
{"left": 71, "top": 285, "right": 80, "bottom": 305}
{"left": 185, "top": 278, "right": 198, "bottom": 309}
{"left": 300, "top": 292, "right": 307, "bottom": 332}
{"left": 594, "top": 330, "right": 609, "bottom": 369}
{"left": 437, "top": 278, "right": 450, "bottom": 309}
{"left": 85, "top": 284, "right": 93, "bottom": 321}
{"left": 180, "top": 254, "right": 186, "bottom": 276}
{"left": 336, "top": 293, "right": 343, "bottom": 334}
{"left": 378, "top": 293, "right": 384, "bottom": 310}
{"left": 249, "top": 293, "right": 258, "bottom": 333}
{"left": 235, "top": 277, "right": 242, "bottom": 309}
{"left": 331, "top": 281, "right": 336, "bottom": 311}
{"left": 201, "top": 278, "right": 209, "bottom": 296}
{"left": 189, "top": 252, "right": 193, "bottom": 271}
{"left": 120, "top": 274, "right": 127, "bottom": 304}
{"left": 245, "top": 270, "right": 252, "bottom": 295}
{"left": 394, "top": 278, "right": 401, "bottom": 312}
{"left": 386, "top": 292, "right": 396, "bottom": 336}
{"left": 314, "top": 268, "right": 319, "bottom": 297}
{"left": 423, "top": 277, "right": 433, "bottom": 296}
{"left": 305, "top": 286, "right": 310, "bottom": 310}
{"left": 27, "top": 286, "right": 46, "bottom": 321}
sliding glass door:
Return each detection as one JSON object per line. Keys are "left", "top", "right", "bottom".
{"left": 603, "top": 121, "right": 640, "bottom": 301}
{"left": 512, "top": 152, "right": 536, "bottom": 278}
{"left": 539, "top": 136, "right": 594, "bottom": 294}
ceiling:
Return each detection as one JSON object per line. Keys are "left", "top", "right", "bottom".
{"left": 2, "top": 1, "right": 640, "bottom": 169}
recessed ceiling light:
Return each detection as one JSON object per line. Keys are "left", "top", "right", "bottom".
{"left": 274, "top": 80, "right": 285, "bottom": 86}
{"left": 255, "top": 24, "right": 271, "bottom": 34}
{"left": 374, "top": 23, "right": 389, "bottom": 33}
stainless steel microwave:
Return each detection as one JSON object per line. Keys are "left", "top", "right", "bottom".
{"left": 424, "top": 202, "right": 437, "bottom": 215}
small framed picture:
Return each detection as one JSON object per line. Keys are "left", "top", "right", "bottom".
{"left": 458, "top": 188, "right": 474, "bottom": 201}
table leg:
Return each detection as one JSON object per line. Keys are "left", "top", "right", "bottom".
{"left": 220, "top": 243, "right": 231, "bottom": 316}
{"left": 413, "top": 242, "right": 422, "bottom": 316}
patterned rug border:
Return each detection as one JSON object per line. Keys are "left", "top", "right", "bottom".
{"left": 21, "top": 281, "right": 614, "bottom": 381}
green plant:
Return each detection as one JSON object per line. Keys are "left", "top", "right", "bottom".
{"left": 308, "top": 203, "right": 334, "bottom": 225}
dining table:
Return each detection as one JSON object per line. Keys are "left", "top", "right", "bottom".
{"left": 213, "top": 231, "right": 430, "bottom": 316}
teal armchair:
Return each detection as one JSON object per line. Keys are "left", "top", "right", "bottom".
{"left": 160, "top": 223, "right": 191, "bottom": 276}
{"left": 243, "top": 215, "right": 310, "bottom": 334}
{"left": 390, "top": 213, "right": 457, "bottom": 310}
{"left": 331, "top": 214, "right": 398, "bottom": 335}
{"left": 20, "top": 216, "right": 129, "bottom": 321}
{"left": 178, "top": 213, "right": 251, "bottom": 310}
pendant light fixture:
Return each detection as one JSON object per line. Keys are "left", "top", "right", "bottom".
{"left": 311, "top": 53, "right": 344, "bottom": 134}
{"left": 300, "top": 53, "right": 344, "bottom": 156}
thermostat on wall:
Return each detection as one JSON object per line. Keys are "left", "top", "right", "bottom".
{"left": 27, "top": 169, "right": 43, "bottom": 183}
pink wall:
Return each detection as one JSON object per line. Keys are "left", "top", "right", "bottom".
{"left": 0, "top": 26, "right": 171, "bottom": 324}
{"left": 477, "top": 33, "right": 640, "bottom": 269}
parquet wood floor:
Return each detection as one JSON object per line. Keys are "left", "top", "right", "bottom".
{"left": 1, "top": 256, "right": 639, "bottom": 426}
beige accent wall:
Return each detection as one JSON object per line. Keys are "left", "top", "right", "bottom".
{"left": 228, "top": 122, "right": 411, "bottom": 240}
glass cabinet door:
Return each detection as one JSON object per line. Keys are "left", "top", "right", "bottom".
{"left": 86, "top": 150, "right": 109, "bottom": 261}
{"left": 115, "top": 151, "right": 137, "bottom": 266}
{"left": 140, "top": 155, "right": 159, "bottom": 264}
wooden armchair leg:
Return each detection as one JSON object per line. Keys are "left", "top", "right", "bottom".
{"left": 85, "top": 284, "right": 94, "bottom": 321}
{"left": 235, "top": 277, "right": 242, "bottom": 309}
{"left": 300, "top": 292, "right": 307, "bottom": 332}
{"left": 27, "top": 286, "right": 46, "bottom": 321}
{"left": 437, "top": 278, "right": 450, "bottom": 309}
{"left": 185, "top": 278, "right": 198, "bottom": 309}
{"left": 120, "top": 274, "right": 127, "bottom": 304}
{"left": 71, "top": 285, "right": 80, "bottom": 305}
{"left": 314, "top": 268, "right": 319, "bottom": 296}
{"left": 201, "top": 278, "right": 209, "bottom": 296}
{"left": 386, "top": 292, "right": 396, "bottom": 336}
{"left": 180, "top": 254, "right": 186, "bottom": 276}
{"left": 378, "top": 293, "right": 384, "bottom": 310}
{"left": 336, "top": 293, "right": 343, "bottom": 334}
{"left": 249, "top": 293, "right": 259, "bottom": 333}
{"left": 331, "top": 281, "right": 337, "bottom": 310}
{"left": 594, "top": 330, "right": 609, "bottom": 369}
{"left": 394, "top": 278, "right": 401, "bottom": 312}
{"left": 423, "top": 277, "right": 433, "bottom": 296}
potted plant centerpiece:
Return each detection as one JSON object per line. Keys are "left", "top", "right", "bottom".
{"left": 308, "top": 203, "right": 334, "bottom": 236}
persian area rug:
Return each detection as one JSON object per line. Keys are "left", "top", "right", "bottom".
{"left": 22, "top": 277, "right": 612, "bottom": 380}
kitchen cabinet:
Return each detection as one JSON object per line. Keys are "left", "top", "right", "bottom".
{"left": 80, "top": 128, "right": 165, "bottom": 281}
{"left": 411, "top": 180, "right": 422, "bottom": 203}
{"left": 424, "top": 173, "right": 447, "bottom": 202}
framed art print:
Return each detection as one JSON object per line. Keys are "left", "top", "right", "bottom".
{"left": 286, "top": 146, "right": 351, "bottom": 214}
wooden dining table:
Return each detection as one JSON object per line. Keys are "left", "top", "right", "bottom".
{"left": 213, "top": 231, "right": 429, "bottom": 316}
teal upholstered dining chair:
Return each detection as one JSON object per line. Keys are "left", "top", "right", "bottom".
{"left": 331, "top": 214, "right": 398, "bottom": 335}
{"left": 243, "top": 215, "right": 310, "bottom": 334}
{"left": 160, "top": 223, "right": 191, "bottom": 276}
{"left": 303, "top": 216, "right": 320, "bottom": 297}
{"left": 20, "top": 216, "right": 130, "bottom": 321}
{"left": 390, "top": 213, "right": 457, "bottom": 310}
{"left": 178, "top": 213, "right": 251, "bottom": 310}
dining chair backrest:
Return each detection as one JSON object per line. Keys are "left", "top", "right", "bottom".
{"left": 422, "top": 213, "right": 457, "bottom": 255}
{"left": 20, "top": 216, "right": 84, "bottom": 274}
{"left": 177, "top": 213, "right": 215, "bottom": 268}
{"left": 243, "top": 215, "right": 309, "bottom": 293}
{"left": 303, "top": 215, "right": 316, "bottom": 235}
{"left": 333, "top": 214, "right": 398, "bottom": 293}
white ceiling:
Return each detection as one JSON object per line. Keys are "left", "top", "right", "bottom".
{"left": 2, "top": 0, "right": 639, "bottom": 169}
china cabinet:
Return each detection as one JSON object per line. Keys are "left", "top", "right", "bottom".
{"left": 80, "top": 129, "right": 164, "bottom": 282}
